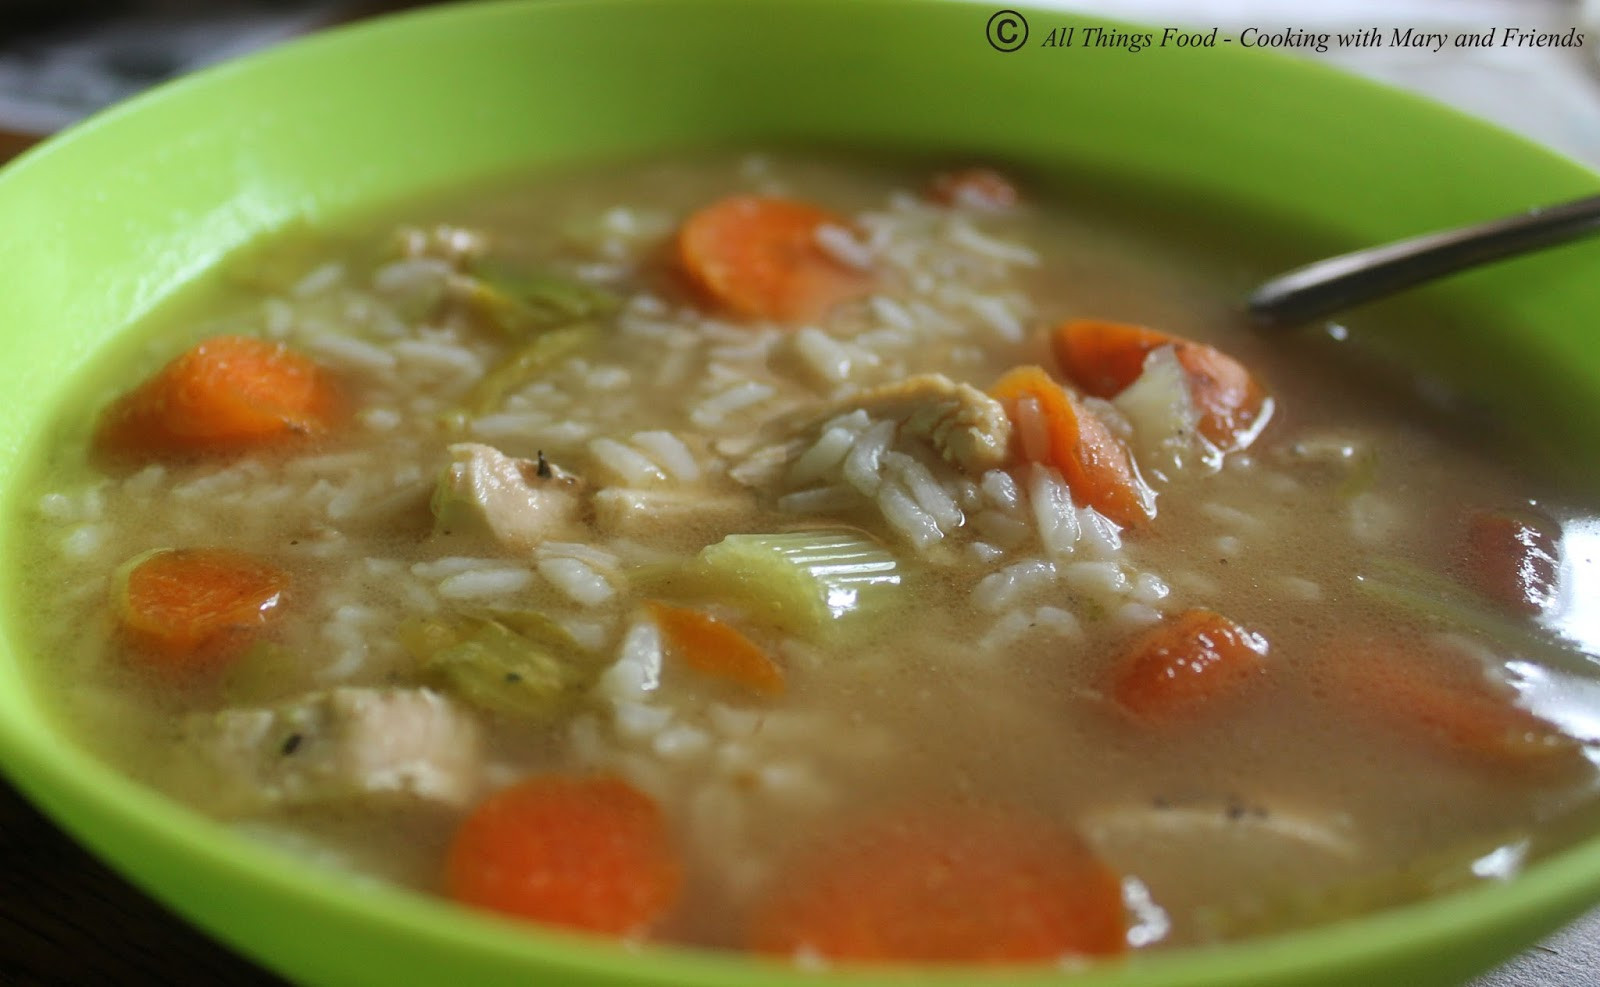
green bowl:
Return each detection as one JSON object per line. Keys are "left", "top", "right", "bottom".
{"left": 2, "top": 1, "right": 1599, "bottom": 984}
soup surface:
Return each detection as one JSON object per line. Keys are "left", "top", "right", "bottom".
{"left": 14, "top": 153, "right": 1600, "bottom": 961}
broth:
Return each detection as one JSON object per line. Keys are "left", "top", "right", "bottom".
{"left": 13, "top": 152, "right": 1600, "bottom": 959}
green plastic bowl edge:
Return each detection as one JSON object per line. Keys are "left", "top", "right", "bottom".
{"left": 0, "top": 1, "right": 1598, "bottom": 985}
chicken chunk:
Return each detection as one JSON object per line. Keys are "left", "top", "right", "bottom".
{"left": 178, "top": 687, "right": 483, "bottom": 815}
{"left": 431, "top": 442, "right": 583, "bottom": 551}
{"left": 831, "top": 374, "right": 1011, "bottom": 473}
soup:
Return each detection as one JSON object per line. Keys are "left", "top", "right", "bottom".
{"left": 15, "top": 153, "right": 1600, "bottom": 962}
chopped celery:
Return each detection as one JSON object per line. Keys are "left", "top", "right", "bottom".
{"left": 451, "top": 268, "right": 618, "bottom": 337}
{"left": 462, "top": 323, "right": 598, "bottom": 415}
{"left": 400, "top": 610, "right": 599, "bottom": 718}
{"left": 1356, "top": 557, "right": 1600, "bottom": 679}
{"left": 691, "top": 529, "right": 902, "bottom": 637}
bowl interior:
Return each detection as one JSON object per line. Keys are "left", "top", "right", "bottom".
{"left": 2, "top": 2, "right": 1600, "bottom": 985}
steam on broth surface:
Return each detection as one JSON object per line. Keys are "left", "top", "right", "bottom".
{"left": 15, "top": 152, "right": 1600, "bottom": 960}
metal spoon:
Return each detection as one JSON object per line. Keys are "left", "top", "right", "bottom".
{"left": 1247, "top": 193, "right": 1600, "bottom": 328}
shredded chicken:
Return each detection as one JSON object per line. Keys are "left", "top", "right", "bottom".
{"left": 178, "top": 688, "right": 483, "bottom": 815}
{"left": 830, "top": 373, "right": 1012, "bottom": 473}
{"left": 431, "top": 442, "right": 583, "bottom": 551}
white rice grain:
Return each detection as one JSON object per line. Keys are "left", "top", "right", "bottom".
{"left": 292, "top": 262, "right": 344, "bottom": 297}
{"left": 777, "top": 486, "right": 857, "bottom": 514}
{"left": 1131, "top": 572, "right": 1172, "bottom": 606}
{"left": 869, "top": 295, "right": 914, "bottom": 330}
{"left": 613, "top": 701, "right": 674, "bottom": 742}
{"left": 410, "top": 557, "right": 499, "bottom": 580}
{"left": 974, "top": 510, "right": 1030, "bottom": 547}
{"left": 652, "top": 723, "right": 713, "bottom": 762}
{"left": 965, "top": 294, "right": 1024, "bottom": 342}
{"left": 538, "top": 556, "right": 615, "bottom": 606}
{"left": 123, "top": 465, "right": 167, "bottom": 498}
{"left": 977, "top": 609, "right": 1034, "bottom": 652}
{"left": 787, "top": 425, "right": 858, "bottom": 487}
{"left": 589, "top": 437, "right": 667, "bottom": 487}
{"left": 690, "top": 381, "right": 775, "bottom": 427}
{"left": 1201, "top": 502, "right": 1266, "bottom": 533}
{"left": 1029, "top": 465, "right": 1080, "bottom": 557}
{"left": 1114, "top": 601, "right": 1164, "bottom": 630}
{"left": 61, "top": 524, "right": 107, "bottom": 559}
{"left": 372, "top": 256, "right": 452, "bottom": 294}
{"left": 814, "top": 223, "right": 875, "bottom": 270}
{"left": 1076, "top": 506, "right": 1124, "bottom": 557}
{"left": 1033, "top": 605, "right": 1085, "bottom": 640}
{"left": 877, "top": 479, "right": 943, "bottom": 549}
{"left": 945, "top": 219, "right": 1040, "bottom": 266}
{"left": 437, "top": 567, "right": 534, "bottom": 600}
{"left": 1063, "top": 560, "right": 1129, "bottom": 597}
{"left": 538, "top": 542, "right": 621, "bottom": 572}
{"left": 631, "top": 431, "right": 700, "bottom": 483}
{"left": 599, "top": 620, "right": 663, "bottom": 699}
{"left": 304, "top": 334, "right": 397, "bottom": 372}
{"left": 1279, "top": 575, "right": 1325, "bottom": 602}
{"left": 793, "top": 326, "right": 855, "bottom": 385}
{"left": 980, "top": 469, "right": 1020, "bottom": 510}
{"left": 842, "top": 419, "right": 895, "bottom": 496}
{"left": 392, "top": 339, "right": 485, "bottom": 377}
{"left": 887, "top": 453, "right": 963, "bottom": 531}
{"left": 968, "top": 540, "right": 1006, "bottom": 563}
{"left": 972, "top": 559, "right": 1057, "bottom": 612}
{"left": 360, "top": 407, "right": 403, "bottom": 432}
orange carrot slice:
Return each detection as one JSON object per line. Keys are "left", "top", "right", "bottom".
{"left": 95, "top": 335, "right": 340, "bottom": 460}
{"left": 1108, "top": 609, "right": 1269, "bottom": 723}
{"left": 750, "top": 805, "right": 1126, "bottom": 962}
{"left": 676, "top": 196, "right": 874, "bottom": 323}
{"left": 926, "top": 167, "right": 1019, "bottom": 211}
{"left": 990, "top": 365, "right": 1155, "bottom": 528}
{"left": 114, "top": 547, "right": 288, "bottom": 672}
{"left": 1461, "top": 509, "right": 1560, "bottom": 615}
{"left": 1323, "top": 636, "right": 1577, "bottom": 768}
{"left": 445, "top": 775, "right": 681, "bottom": 936}
{"left": 647, "top": 601, "right": 785, "bottom": 697}
{"left": 1051, "top": 319, "right": 1268, "bottom": 450}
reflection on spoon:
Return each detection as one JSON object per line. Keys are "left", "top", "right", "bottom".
{"left": 1247, "top": 194, "right": 1600, "bottom": 328}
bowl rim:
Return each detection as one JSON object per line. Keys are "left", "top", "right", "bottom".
{"left": 2, "top": 1, "right": 1599, "bottom": 984}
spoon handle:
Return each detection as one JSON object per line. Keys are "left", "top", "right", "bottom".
{"left": 1247, "top": 194, "right": 1600, "bottom": 328}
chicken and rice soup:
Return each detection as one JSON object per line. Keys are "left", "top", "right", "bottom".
{"left": 14, "top": 154, "right": 1600, "bottom": 962}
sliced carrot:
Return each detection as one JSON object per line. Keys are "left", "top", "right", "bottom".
{"left": 750, "top": 804, "right": 1126, "bottom": 962}
{"left": 1461, "top": 509, "right": 1560, "bottom": 615}
{"left": 445, "top": 775, "right": 681, "bottom": 936}
{"left": 1108, "top": 608, "right": 1269, "bottom": 723}
{"left": 1051, "top": 319, "right": 1268, "bottom": 450}
{"left": 647, "top": 600, "right": 785, "bottom": 697}
{"left": 1323, "top": 635, "right": 1578, "bottom": 768}
{"left": 676, "top": 195, "right": 874, "bottom": 323}
{"left": 95, "top": 335, "right": 340, "bottom": 461}
{"left": 989, "top": 365, "right": 1155, "bottom": 528}
{"left": 926, "top": 167, "right": 1019, "bottom": 211}
{"left": 114, "top": 547, "right": 288, "bottom": 673}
